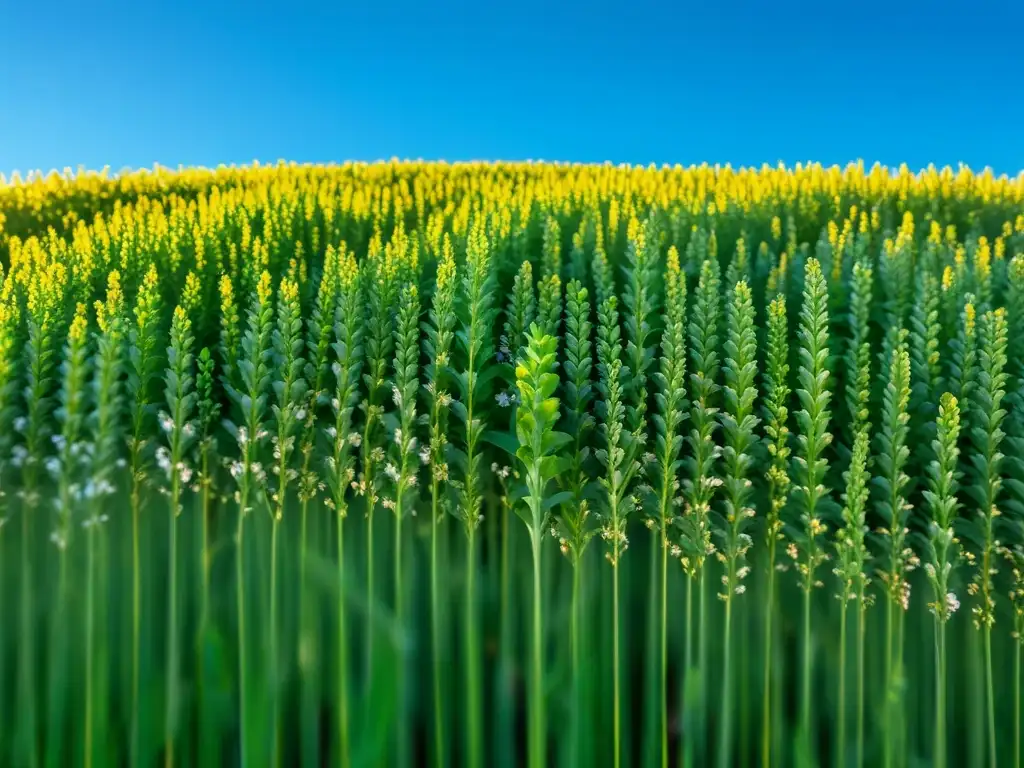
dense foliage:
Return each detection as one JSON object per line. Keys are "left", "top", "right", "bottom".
{"left": 1, "top": 161, "right": 1023, "bottom": 767}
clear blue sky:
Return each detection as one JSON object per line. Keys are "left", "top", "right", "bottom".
{"left": 2, "top": 0, "right": 1022, "bottom": 175}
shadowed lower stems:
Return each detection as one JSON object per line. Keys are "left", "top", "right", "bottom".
{"left": 661, "top": 538, "right": 669, "bottom": 768}
{"left": 762, "top": 554, "right": 776, "bottom": 768}
{"left": 531, "top": 528, "right": 546, "bottom": 768}
{"left": 837, "top": 603, "right": 848, "bottom": 768}
{"left": 466, "top": 531, "right": 482, "bottom": 768}
{"left": 430, "top": 490, "right": 444, "bottom": 768}
{"left": 336, "top": 510, "right": 351, "bottom": 768}
{"left": 613, "top": 560, "right": 621, "bottom": 768}
{"left": 934, "top": 618, "right": 946, "bottom": 768}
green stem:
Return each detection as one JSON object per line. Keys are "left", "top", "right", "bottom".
{"left": 430, "top": 483, "right": 444, "bottom": 768}
{"left": 802, "top": 584, "right": 812, "bottom": 762}
{"left": 236, "top": 472, "right": 249, "bottom": 768}
{"left": 719, "top": 595, "right": 733, "bottom": 768}
{"left": 395, "top": 502, "right": 405, "bottom": 768}
{"left": 270, "top": 516, "right": 280, "bottom": 766}
{"left": 1015, "top": 640, "right": 1020, "bottom": 768}
{"left": 336, "top": 509, "right": 350, "bottom": 768}
{"left": 838, "top": 602, "right": 847, "bottom": 768}
{"left": 984, "top": 626, "right": 996, "bottom": 768}
{"left": 46, "top": 546, "right": 68, "bottom": 768}
{"left": 884, "top": 599, "right": 893, "bottom": 768}
{"left": 366, "top": 507, "right": 374, "bottom": 678}
{"left": 499, "top": 495, "right": 512, "bottom": 768}
{"left": 198, "top": 446, "right": 216, "bottom": 767}
{"left": 698, "top": 568, "right": 707, "bottom": 762}
{"left": 131, "top": 473, "right": 141, "bottom": 768}
{"left": 661, "top": 539, "right": 669, "bottom": 768}
{"left": 298, "top": 494, "right": 315, "bottom": 768}
{"left": 680, "top": 572, "right": 694, "bottom": 768}
{"left": 531, "top": 526, "right": 545, "bottom": 768}
{"left": 762, "top": 543, "right": 776, "bottom": 768}
{"left": 85, "top": 527, "right": 96, "bottom": 768}
{"left": 165, "top": 490, "right": 179, "bottom": 768}
{"left": 572, "top": 561, "right": 582, "bottom": 768}
{"left": 613, "top": 559, "right": 621, "bottom": 768}
{"left": 857, "top": 602, "right": 866, "bottom": 768}
{"left": 466, "top": 530, "right": 481, "bottom": 768}
{"left": 934, "top": 619, "right": 946, "bottom": 768}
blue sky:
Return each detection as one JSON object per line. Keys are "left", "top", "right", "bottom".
{"left": 1, "top": 0, "right": 1022, "bottom": 175}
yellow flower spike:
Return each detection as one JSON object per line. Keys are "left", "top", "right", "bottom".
{"left": 771, "top": 215, "right": 782, "bottom": 241}
{"left": 946, "top": 225, "right": 958, "bottom": 245}
{"left": 667, "top": 244, "right": 681, "bottom": 276}
{"left": 942, "top": 266, "right": 954, "bottom": 292}
{"left": 95, "top": 270, "right": 124, "bottom": 334}
{"left": 69, "top": 302, "right": 89, "bottom": 343}
{"left": 182, "top": 271, "right": 202, "bottom": 315}
{"left": 965, "top": 302, "right": 977, "bottom": 336}
{"left": 1016, "top": 214, "right": 1024, "bottom": 234}
{"left": 257, "top": 270, "right": 273, "bottom": 306}
{"left": 995, "top": 237, "right": 1006, "bottom": 262}
{"left": 975, "top": 237, "right": 991, "bottom": 282}
{"left": 173, "top": 303, "right": 190, "bottom": 331}
{"left": 871, "top": 209, "right": 881, "bottom": 232}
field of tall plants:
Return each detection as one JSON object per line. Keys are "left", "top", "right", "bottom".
{"left": 0, "top": 160, "right": 1023, "bottom": 767}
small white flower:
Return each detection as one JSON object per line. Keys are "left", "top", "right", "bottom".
{"left": 419, "top": 446, "right": 431, "bottom": 465}
{"left": 295, "top": 408, "right": 307, "bottom": 422}
{"left": 230, "top": 461, "right": 245, "bottom": 479}
{"left": 495, "top": 392, "right": 512, "bottom": 408}
{"left": 159, "top": 412, "right": 174, "bottom": 434}
{"left": 385, "top": 463, "right": 400, "bottom": 483}
{"left": 13, "top": 417, "right": 27, "bottom": 433}
{"left": 44, "top": 457, "right": 61, "bottom": 476}
{"left": 348, "top": 433, "right": 362, "bottom": 448}
{"left": 156, "top": 446, "right": 172, "bottom": 474}
{"left": 945, "top": 592, "right": 960, "bottom": 614}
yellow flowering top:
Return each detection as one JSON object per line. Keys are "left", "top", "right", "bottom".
{"left": 95, "top": 270, "right": 124, "bottom": 334}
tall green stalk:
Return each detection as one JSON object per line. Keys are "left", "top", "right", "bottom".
{"left": 834, "top": 429, "right": 871, "bottom": 768}
{"left": 514, "top": 326, "right": 568, "bottom": 768}
{"left": 224, "top": 270, "right": 275, "bottom": 767}
{"left": 681, "top": 258, "right": 721, "bottom": 764}
{"left": 792, "top": 257, "right": 833, "bottom": 764}
{"left": 651, "top": 248, "right": 687, "bottom": 768}
{"left": 386, "top": 281, "right": 420, "bottom": 767}
{"left": 269, "top": 274, "right": 306, "bottom": 763}
{"left": 922, "top": 393, "right": 962, "bottom": 768}
{"left": 161, "top": 305, "right": 196, "bottom": 767}
{"left": 358, "top": 233, "right": 400, "bottom": 677}
{"left": 324, "top": 248, "right": 363, "bottom": 768}
{"left": 49, "top": 303, "right": 89, "bottom": 768}
{"left": 717, "top": 280, "right": 759, "bottom": 768}
{"left": 761, "top": 295, "right": 791, "bottom": 768}
{"left": 424, "top": 237, "right": 458, "bottom": 767}
{"left": 453, "top": 218, "right": 496, "bottom": 768}
{"left": 968, "top": 308, "right": 1009, "bottom": 768}
{"left": 595, "top": 292, "right": 640, "bottom": 768}
{"left": 127, "top": 264, "right": 161, "bottom": 767}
